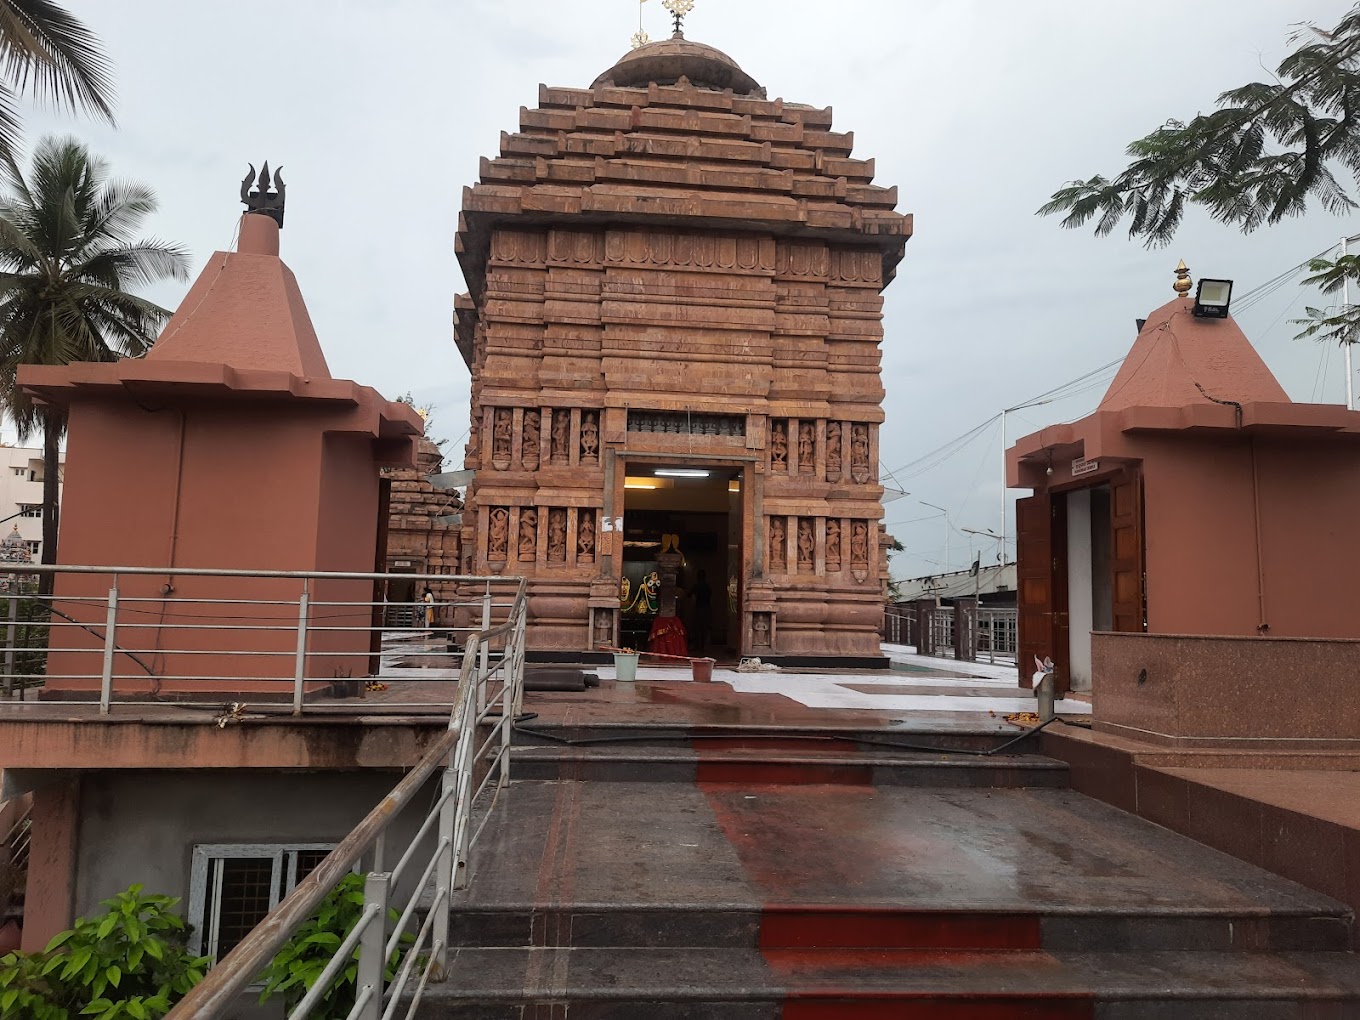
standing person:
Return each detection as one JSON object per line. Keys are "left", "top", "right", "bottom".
{"left": 423, "top": 586, "right": 435, "bottom": 630}
{"left": 691, "top": 569, "right": 712, "bottom": 655}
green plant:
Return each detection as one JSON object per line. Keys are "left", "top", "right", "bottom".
{"left": 0, "top": 884, "right": 208, "bottom": 1020}
{"left": 258, "top": 872, "right": 412, "bottom": 1020}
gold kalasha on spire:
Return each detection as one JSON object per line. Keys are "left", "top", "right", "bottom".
{"left": 1173, "top": 259, "right": 1193, "bottom": 297}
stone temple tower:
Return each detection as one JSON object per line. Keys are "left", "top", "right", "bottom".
{"left": 454, "top": 27, "right": 911, "bottom": 663}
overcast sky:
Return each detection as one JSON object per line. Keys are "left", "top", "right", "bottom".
{"left": 18, "top": 0, "right": 1359, "bottom": 578}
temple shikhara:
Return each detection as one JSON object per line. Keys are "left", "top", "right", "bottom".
{"left": 453, "top": 21, "right": 910, "bottom": 662}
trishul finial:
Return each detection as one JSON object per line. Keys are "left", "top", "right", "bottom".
{"left": 662, "top": 0, "right": 694, "bottom": 37}
{"left": 1172, "top": 259, "right": 1192, "bottom": 297}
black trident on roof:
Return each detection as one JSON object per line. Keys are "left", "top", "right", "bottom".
{"left": 240, "top": 161, "right": 285, "bottom": 227}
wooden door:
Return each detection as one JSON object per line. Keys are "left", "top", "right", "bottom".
{"left": 1016, "top": 493, "right": 1054, "bottom": 689}
{"left": 1110, "top": 469, "right": 1146, "bottom": 633}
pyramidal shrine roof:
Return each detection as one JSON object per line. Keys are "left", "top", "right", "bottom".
{"left": 455, "top": 33, "right": 912, "bottom": 299}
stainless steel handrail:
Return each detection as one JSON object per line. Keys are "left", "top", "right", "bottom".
{"left": 164, "top": 579, "right": 527, "bottom": 1019}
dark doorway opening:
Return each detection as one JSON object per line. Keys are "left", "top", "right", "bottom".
{"left": 621, "top": 463, "right": 741, "bottom": 660}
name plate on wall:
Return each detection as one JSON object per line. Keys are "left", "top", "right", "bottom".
{"left": 1071, "top": 458, "right": 1099, "bottom": 477}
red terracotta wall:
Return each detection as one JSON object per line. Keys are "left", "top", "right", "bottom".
{"left": 1139, "top": 434, "right": 1360, "bottom": 639}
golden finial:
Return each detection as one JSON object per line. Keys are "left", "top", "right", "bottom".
{"left": 630, "top": 29, "right": 651, "bottom": 48}
{"left": 1172, "top": 259, "right": 1193, "bottom": 297}
{"left": 662, "top": 0, "right": 694, "bottom": 37}
{"left": 416, "top": 405, "right": 431, "bottom": 421}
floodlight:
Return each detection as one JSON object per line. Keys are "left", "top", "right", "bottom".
{"left": 1192, "top": 279, "right": 1233, "bottom": 318}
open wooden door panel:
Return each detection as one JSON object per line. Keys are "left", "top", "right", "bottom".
{"left": 1110, "top": 469, "right": 1146, "bottom": 633}
{"left": 1016, "top": 493, "right": 1055, "bottom": 689}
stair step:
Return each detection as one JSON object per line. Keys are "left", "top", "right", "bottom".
{"left": 511, "top": 744, "right": 1069, "bottom": 787}
{"left": 415, "top": 947, "right": 1360, "bottom": 1018}
{"left": 447, "top": 904, "right": 1352, "bottom": 953}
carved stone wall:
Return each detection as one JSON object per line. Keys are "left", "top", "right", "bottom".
{"left": 383, "top": 435, "right": 462, "bottom": 585}
{"left": 454, "top": 42, "right": 909, "bottom": 657}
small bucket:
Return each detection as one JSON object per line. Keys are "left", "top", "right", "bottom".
{"left": 691, "top": 657, "right": 715, "bottom": 682}
{"left": 613, "top": 652, "right": 639, "bottom": 683}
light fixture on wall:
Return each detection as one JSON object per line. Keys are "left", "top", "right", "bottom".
{"left": 1192, "top": 278, "right": 1233, "bottom": 318}
{"left": 654, "top": 468, "right": 710, "bottom": 478}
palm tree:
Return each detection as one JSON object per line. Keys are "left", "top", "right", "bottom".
{"left": 0, "top": 1, "right": 115, "bottom": 159}
{"left": 0, "top": 135, "right": 189, "bottom": 590}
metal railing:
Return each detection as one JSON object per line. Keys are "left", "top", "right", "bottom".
{"left": 164, "top": 576, "right": 527, "bottom": 1020}
{"left": 883, "top": 602, "right": 1017, "bottom": 665}
{"left": 0, "top": 565, "right": 523, "bottom": 714}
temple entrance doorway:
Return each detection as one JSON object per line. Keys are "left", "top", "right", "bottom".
{"left": 620, "top": 463, "right": 742, "bottom": 661}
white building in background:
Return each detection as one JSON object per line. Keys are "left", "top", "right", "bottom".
{"left": 0, "top": 446, "right": 63, "bottom": 562}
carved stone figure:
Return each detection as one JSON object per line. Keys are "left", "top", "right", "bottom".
{"left": 797, "top": 423, "right": 815, "bottom": 473}
{"left": 826, "top": 422, "right": 842, "bottom": 480}
{"left": 547, "top": 508, "right": 566, "bottom": 561}
{"left": 492, "top": 409, "right": 513, "bottom": 465}
{"left": 850, "top": 520, "right": 870, "bottom": 566}
{"left": 752, "top": 612, "right": 771, "bottom": 647}
{"left": 593, "top": 610, "right": 612, "bottom": 648}
{"left": 581, "top": 411, "right": 599, "bottom": 460}
{"left": 769, "top": 516, "right": 786, "bottom": 567}
{"left": 577, "top": 510, "right": 596, "bottom": 561}
{"left": 488, "top": 507, "right": 509, "bottom": 560}
{"left": 522, "top": 410, "right": 541, "bottom": 469}
{"left": 851, "top": 424, "right": 870, "bottom": 484}
{"left": 797, "top": 518, "right": 814, "bottom": 569}
{"left": 826, "top": 519, "right": 842, "bottom": 570}
{"left": 518, "top": 508, "right": 538, "bottom": 561}
{"left": 551, "top": 409, "right": 570, "bottom": 461}
{"left": 770, "top": 421, "right": 787, "bottom": 471}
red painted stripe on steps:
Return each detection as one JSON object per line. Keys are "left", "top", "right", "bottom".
{"left": 760, "top": 907, "right": 1044, "bottom": 950}
{"left": 782, "top": 996, "right": 1094, "bottom": 1019}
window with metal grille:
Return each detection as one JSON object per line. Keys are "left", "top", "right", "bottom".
{"left": 17, "top": 504, "right": 39, "bottom": 518}
{"left": 186, "top": 844, "right": 340, "bottom": 961}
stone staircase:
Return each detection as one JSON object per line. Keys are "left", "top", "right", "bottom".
{"left": 419, "top": 725, "right": 1360, "bottom": 1018}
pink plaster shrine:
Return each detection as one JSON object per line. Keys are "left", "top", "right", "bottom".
{"left": 1008, "top": 293, "right": 1360, "bottom": 746}
{"left": 19, "top": 212, "right": 422, "bottom": 700}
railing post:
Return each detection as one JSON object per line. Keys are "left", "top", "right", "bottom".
{"left": 292, "top": 583, "right": 310, "bottom": 716}
{"left": 477, "top": 580, "right": 491, "bottom": 715}
{"left": 3, "top": 585, "right": 16, "bottom": 700}
{"left": 99, "top": 578, "right": 119, "bottom": 715}
{"left": 432, "top": 759, "right": 455, "bottom": 980}
{"left": 355, "top": 872, "right": 388, "bottom": 1020}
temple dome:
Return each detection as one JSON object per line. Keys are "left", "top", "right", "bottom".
{"left": 593, "top": 37, "right": 765, "bottom": 97}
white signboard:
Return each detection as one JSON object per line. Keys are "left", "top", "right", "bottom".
{"left": 1071, "top": 458, "right": 1099, "bottom": 477}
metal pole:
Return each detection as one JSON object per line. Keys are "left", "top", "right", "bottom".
{"left": 432, "top": 761, "right": 455, "bottom": 981}
{"left": 292, "top": 583, "right": 310, "bottom": 716}
{"left": 478, "top": 580, "right": 491, "bottom": 716}
{"left": 999, "top": 410, "right": 1007, "bottom": 562}
{"left": 98, "top": 578, "right": 119, "bottom": 715}
{"left": 355, "top": 872, "right": 388, "bottom": 1020}
{"left": 3, "top": 584, "right": 15, "bottom": 700}
{"left": 1345, "top": 235, "right": 1354, "bottom": 410}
